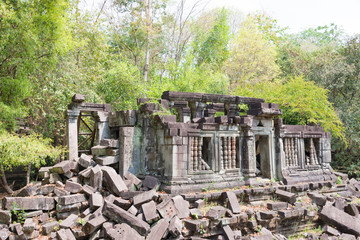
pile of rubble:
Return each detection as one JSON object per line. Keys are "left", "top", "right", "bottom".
{"left": 0, "top": 140, "right": 360, "bottom": 239}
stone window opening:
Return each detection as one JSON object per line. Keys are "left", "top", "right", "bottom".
{"left": 304, "top": 138, "right": 320, "bottom": 165}
{"left": 220, "top": 136, "right": 239, "bottom": 171}
{"left": 283, "top": 137, "right": 299, "bottom": 167}
{"left": 190, "top": 136, "right": 212, "bottom": 172}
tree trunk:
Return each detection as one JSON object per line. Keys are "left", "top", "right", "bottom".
{"left": 26, "top": 163, "right": 32, "bottom": 185}
{"left": 143, "top": 0, "right": 152, "bottom": 82}
{"left": 0, "top": 166, "right": 14, "bottom": 194}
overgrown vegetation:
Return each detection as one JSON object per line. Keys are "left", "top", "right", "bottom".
{"left": 1, "top": 0, "right": 360, "bottom": 186}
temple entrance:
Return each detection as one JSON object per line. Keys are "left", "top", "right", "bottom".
{"left": 255, "top": 135, "right": 272, "bottom": 178}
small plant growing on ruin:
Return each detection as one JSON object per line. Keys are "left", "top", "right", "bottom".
{"left": 77, "top": 218, "right": 86, "bottom": 226}
{"left": 256, "top": 225, "right": 262, "bottom": 233}
{"left": 193, "top": 213, "right": 198, "bottom": 219}
{"left": 336, "top": 176, "right": 342, "bottom": 185}
{"left": 199, "top": 224, "right": 206, "bottom": 235}
{"left": 10, "top": 202, "right": 26, "bottom": 224}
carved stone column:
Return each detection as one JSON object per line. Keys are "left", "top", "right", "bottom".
{"left": 95, "top": 111, "right": 110, "bottom": 145}
{"left": 243, "top": 129, "right": 256, "bottom": 178}
{"left": 66, "top": 110, "right": 80, "bottom": 160}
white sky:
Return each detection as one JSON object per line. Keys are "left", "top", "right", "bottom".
{"left": 84, "top": 0, "right": 360, "bottom": 35}
{"left": 202, "top": 0, "right": 360, "bottom": 35}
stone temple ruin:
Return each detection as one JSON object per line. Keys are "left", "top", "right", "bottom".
{"left": 66, "top": 91, "right": 335, "bottom": 193}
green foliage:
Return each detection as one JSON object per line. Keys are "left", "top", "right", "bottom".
{"left": 10, "top": 202, "right": 26, "bottom": 224}
{"left": 0, "top": 132, "right": 63, "bottom": 172}
{"left": 234, "top": 76, "right": 345, "bottom": 140}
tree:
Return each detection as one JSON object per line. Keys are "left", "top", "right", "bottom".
{"left": 225, "top": 16, "right": 280, "bottom": 88}
{"left": 0, "top": 132, "right": 63, "bottom": 194}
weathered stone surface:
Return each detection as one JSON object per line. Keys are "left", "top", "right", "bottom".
{"left": 206, "top": 206, "right": 227, "bottom": 220}
{"left": 3, "top": 197, "right": 54, "bottom": 211}
{"left": 51, "top": 161, "right": 72, "bottom": 174}
{"left": 324, "top": 225, "right": 340, "bottom": 236}
{"left": 42, "top": 221, "right": 59, "bottom": 235}
{"left": 23, "top": 210, "right": 43, "bottom": 218}
{"left": 127, "top": 205, "right": 138, "bottom": 215}
{"left": 83, "top": 215, "right": 107, "bottom": 235}
{"left": 101, "top": 166, "right": 128, "bottom": 196}
{"left": 267, "top": 202, "right": 288, "bottom": 210}
{"left": 172, "top": 195, "right": 190, "bottom": 219}
{"left": 190, "top": 208, "right": 203, "bottom": 219}
{"left": 223, "top": 191, "right": 241, "bottom": 214}
{"left": 100, "top": 139, "right": 120, "bottom": 148}
{"left": 124, "top": 172, "right": 142, "bottom": 187}
{"left": 39, "top": 185, "right": 55, "bottom": 195}
{"left": 168, "top": 216, "right": 182, "bottom": 237}
{"left": 113, "top": 198, "right": 131, "bottom": 210}
{"left": 195, "top": 199, "right": 204, "bottom": 209}
{"left": 223, "top": 225, "right": 235, "bottom": 240}
{"left": 90, "top": 165, "right": 103, "bottom": 191}
{"left": 81, "top": 184, "right": 95, "bottom": 196}
{"left": 0, "top": 228, "right": 10, "bottom": 240}
{"left": 0, "top": 211, "right": 11, "bottom": 225}
{"left": 89, "top": 192, "right": 103, "bottom": 210}
{"left": 17, "top": 185, "right": 38, "bottom": 197}
{"left": 57, "top": 202, "right": 81, "bottom": 213}
{"left": 133, "top": 189, "right": 158, "bottom": 207}
{"left": 309, "top": 192, "right": 327, "bottom": 206}
{"left": 92, "top": 146, "right": 119, "bottom": 156}
{"left": 22, "top": 218, "right": 35, "bottom": 234}
{"left": 95, "top": 155, "right": 119, "bottom": 166}
{"left": 157, "top": 198, "right": 177, "bottom": 221}
{"left": 320, "top": 205, "right": 360, "bottom": 236}
{"left": 54, "top": 187, "right": 70, "bottom": 197}
{"left": 57, "top": 228, "right": 76, "bottom": 240}
{"left": 345, "top": 204, "right": 359, "bottom": 217}
{"left": 60, "top": 214, "right": 78, "bottom": 228}
{"left": 64, "top": 180, "right": 82, "bottom": 193}
{"left": 183, "top": 219, "right": 208, "bottom": 232}
{"left": 142, "top": 200, "right": 159, "bottom": 223}
{"left": 79, "top": 154, "right": 92, "bottom": 168}
{"left": 275, "top": 189, "right": 296, "bottom": 204}
{"left": 146, "top": 219, "right": 169, "bottom": 240}
{"left": 57, "top": 194, "right": 86, "bottom": 205}
{"left": 143, "top": 176, "right": 160, "bottom": 190}
{"left": 102, "top": 200, "right": 150, "bottom": 236}
{"left": 104, "top": 223, "right": 144, "bottom": 240}
{"left": 39, "top": 213, "right": 49, "bottom": 223}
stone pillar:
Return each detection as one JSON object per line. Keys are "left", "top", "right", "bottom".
{"left": 95, "top": 111, "right": 110, "bottom": 145}
{"left": 66, "top": 110, "right": 80, "bottom": 160}
{"left": 118, "top": 127, "right": 135, "bottom": 176}
{"left": 242, "top": 129, "right": 256, "bottom": 178}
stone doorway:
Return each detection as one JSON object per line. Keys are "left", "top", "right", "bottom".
{"left": 255, "top": 135, "right": 272, "bottom": 179}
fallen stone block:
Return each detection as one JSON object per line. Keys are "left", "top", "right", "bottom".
{"left": 133, "top": 189, "right": 158, "bottom": 207}
{"left": 57, "top": 228, "right": 76, "bottom": 240}
{"left": 79, "top": 154, "right": 92, "bottom": 168}
{"left": 113, "top": 198, "right": 131, "bottom": 210}
{"left": 39, "top": 167, "right": 51, "bottom": 178}
{"left": 95, "top": 155, "right": 119, "bottom": 166}
{"left": 172, "top": 195, "right": 190, "bottom": 219}
{"left": 92, "top": 145, "right": 119, "bottom": 156}
{"left": 72, "top": 229, "right": 86, "bottom": 239}
{"left": 83, "top": 215, "right": 107, "bottom": 235}
{"left": 156, "top": 198, "right": 177, "bottom": 221}
{"left": 190, "top": 208, "right": 203, "bottom": 219}
{"left": 102, "top": 200, "right": 150, "bottom": 236}
{"left": 146, "top": 219, "right": 169, "bottom": 240}
{"left": 54, "top": 187, "right": 70, "bottom": 197}
{"left": 124, "top": 172, "right": 142, "bottom": 188}
{"left": 56, "top": 202, "right": 81, "bottom": 213}
{"left": 39, "top": 213, "right": 49, "bottom": 223}
{"left": 308, "top": 192, "right": 327, "bottom": 206}
{"left": 51, "top": 161, "right": 72, "bottom": 174}
{"left": 100, "top": 139, "right": 120, "bottom": 148}
{"left": 102, "top": 166, "right": 128, "bottom": 196}
{"left": 42, "top": 221, "right": 59, "bottom": 235}
{"left": 24, "top": 210, "right": 43, "bottom": 218}
{"left": 206, "top": 206, "right": 227, "bottom": 220}
{"left": 223, "top": 225, "right": 235, "bottom": 240}
{"left": 143, "top": 176, "right": 161, "bottom": 190}
{"left": 223, "top": 191, "right": 241, "bottom": 214}
{"left": 323, "top": 225, "right": 340, "bottom": 236}
{"left": 195, "top": 199, "right": 204, "bottom": 209}
{"left": 90, "top": 165, "right": 103, "bottom": 191}
{"left": 90, "top": 192, "right": 103, "bottom": 210}
{"left": 183, "top": 219, "right": 208, "bottom": 233}
{"left": 142, "top": 201, "right": 159, "bottom": 223}
{"left": 38, "top": 185, "right": 55, "bottom": 195}
{"left": 0, "top": 211, "right": 11, "bottom": 225}
{"left": 17, "top": 184, "right": 39, "bottom": 197}
{"left": 104, "top": 223, "right": 144, "bottom": 240}
{"left": 22, "top": 218, "right": 35, "bottom": 234}
{"left": 267, "top": 202, "right": 288, "bottom": 211}
{"left": 3, "top": 197, "right": 54, "bottom": 211}
{"left": 64, "top": 180, "right": 82, "bottom": 194}
{"left": 168, "top": 216, "right": 182, "bottom": 237}
{"left": 81, "top": 184, "right": 95, "bottom": 197}
{"left": 320, "top": 205, "right": 360, "bottom": 236}
{"left": 57, "top": 194, "right": 86, "bottom": 205}
{"left": 127, "top": 205, "right": 138, "bottom": 215}
{"left": 275, "top": 189, "right": 296, "bottom": 204}
{"left": 60, "top": 214, "right": 78, "bottom": 228}
{"left": 0, "top": 228, "right": 10, "bottom": 240}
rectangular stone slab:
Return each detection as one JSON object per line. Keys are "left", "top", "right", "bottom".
{"left": 3, "top": 197, "right": 54, "bottom": 211}
{"left": 320, "top": 205, "right": 360, "bottom": 237}
{"left": 102, "top": 200, "right": 150, "bottom": 236}
{"left": 57, "top": 194, "right": 86, "bottom": 205}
